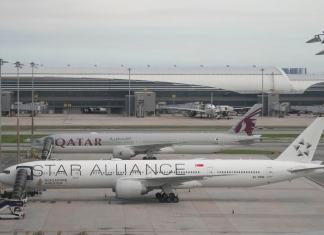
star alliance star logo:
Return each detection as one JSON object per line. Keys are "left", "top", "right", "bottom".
{"left": 294, "top": 139, "right": 312, "bottom": 157}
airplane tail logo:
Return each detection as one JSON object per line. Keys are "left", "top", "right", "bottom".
{"left": 276, "top": 117, "right": 324, "bottom": 163}
{"left": 230, "top": 104, "right": 262, "bottom": 136}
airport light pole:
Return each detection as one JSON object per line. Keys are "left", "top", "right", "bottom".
{"left": 0, "top": 59, "right": 9, "bottom": 160}
{"left": 30, "top": 62, "right": 38, "bottom": 141}
{"left": 128, "top": 67, "right": 131, "bottom": 117}
{"left": 261, "top": 68, "right": 264, "bottom": 118}
{"left": 15, "top": 61, "right": 23, "bottom": 164}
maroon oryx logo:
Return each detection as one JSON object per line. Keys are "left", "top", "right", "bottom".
{"left": 234, "top": 106, "right": 262, "bottom": 136}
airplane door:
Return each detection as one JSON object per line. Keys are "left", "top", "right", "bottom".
{"left": 266, "top": 167, "right": 273, "bottom": 179}
{"left": 16, "top": 166, "right": 34, "bottom": 181}
{"left": 207, "top": 167, "right": 213, "bottom": 175}
{"left": 215, "top": 138, "right": 223, "bottom": 146}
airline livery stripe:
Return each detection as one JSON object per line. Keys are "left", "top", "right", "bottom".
{"left": 195, "top": 164, "right": 204, "bottom": 167}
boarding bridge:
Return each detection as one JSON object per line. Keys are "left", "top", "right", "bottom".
{"left": 0, "top": 199, "right": 26, "bottom": 219}
{"left": 0, "top": 168, "right": 33, "bottom": 219}
{"left": 41, "top": 137, "right": 53, "bottom": 160}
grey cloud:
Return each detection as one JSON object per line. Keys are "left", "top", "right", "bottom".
{"left": 0, "top": 0, "right": 324, "bottom": 72}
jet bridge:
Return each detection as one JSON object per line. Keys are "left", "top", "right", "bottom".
{"left": 0, "top": 198, "right": 26, "bottom": 219}
{"left": 0, "top": 168, "right": 31, "bottom": 219}
{"left": 41, "top": 137, "right": 53, "bottom": 160}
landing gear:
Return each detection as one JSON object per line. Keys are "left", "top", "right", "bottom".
{"left": 143, "top": 156, "right": 157, "bottom": 160}
{"left": 156, "top": 192, "right": 179, "bottom": 203}
{"left": 0, "top": 167, "right": 34, "bottom": 219}
{"left": 155, "top": 192, "right": 162, "bottom": 199}
{"left": 143, "top": 151, "right": 157, "bottom": 160}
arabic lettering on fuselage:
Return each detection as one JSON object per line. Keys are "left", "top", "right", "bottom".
{"left": 54, "top": 136, "right": 134, "bottom": 148}
{"left": 109, "top": 136, "right": 133, "bottom": 145}
{"left": 32, "top": 163, "right": 187, "bottom": 177}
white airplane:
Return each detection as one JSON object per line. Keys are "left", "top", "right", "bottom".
{"left": 1, "top": 118, "right": 323, "bottom": 203}
{"left": 159, "top": 102, "right": 237, "bottom": 118}
{"left": 33, "top": 104, "right": 262, "bottom": 160}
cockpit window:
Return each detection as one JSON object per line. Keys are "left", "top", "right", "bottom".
{"left": 2, "top": 170, "right": 10, "bottom": 174}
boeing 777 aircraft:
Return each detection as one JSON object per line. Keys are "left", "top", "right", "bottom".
{"left": 33, "top": 104, "right": 262, "bottom": 159}
{"left": 1, "top": 118, "right": 323, "bottom": 203}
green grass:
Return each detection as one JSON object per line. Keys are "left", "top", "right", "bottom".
{"left": 1, "top": 135, "right": 43, "bottom": 143}
{"left": 262, "top": 134, "right": 324, "bottom": 139}
{"left": 262, "top": 134, "right": 298, "bottom": 139}
{"left": 220, "top": 149, "right": 279, "bottom": 155}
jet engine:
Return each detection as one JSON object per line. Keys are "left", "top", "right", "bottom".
{"left": 115, "top": 179, "right": 148, "bottom": 198}
{"left": 188, "top": 111, "right": 197, "bottom": 117}
{"left": 112, "top": 146, "right": 136, "bottom": 159}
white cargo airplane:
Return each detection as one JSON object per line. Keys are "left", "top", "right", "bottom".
{"left": 33, "top": 104, "right": 262, "bottom": 160}
{"left": 1, "top": 118, "right": 324, "bottom": 203}
{"left": 159, "top": 102, "right": 236, "bottom": 118}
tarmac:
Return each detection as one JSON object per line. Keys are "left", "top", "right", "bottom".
{"left": 2, "top": 179, "right": 324, "bottom": 235}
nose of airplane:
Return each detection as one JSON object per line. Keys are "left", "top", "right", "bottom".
{"left": 31, "top": 137, "right": 45, "bottom": 148}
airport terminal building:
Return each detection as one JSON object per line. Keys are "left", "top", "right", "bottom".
{"left": 1, "top": 66, "right": 324, "bottom": 115}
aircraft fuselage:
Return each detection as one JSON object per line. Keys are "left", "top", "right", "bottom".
{"left": 0, "top": 159, "right": 319, "bottom": 190}
{"left": 34, "top": 132, "right": 260, "bottom": 154}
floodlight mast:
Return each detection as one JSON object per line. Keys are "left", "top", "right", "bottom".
{"left": 261, "top": 68, "right": 264, "bottom": 118}
{"left": 0, "top": 59, "right": 9, "bottom": 159}
{"left": 121, "top": 65, "right": 132, "bottom": 117}
{"left": 14, "top": 61, "right": 23, "bottom": 164}
{"left": 128, "top": 67, "right": 131, "bottom": 117}
{"left": 30, "top": 62, "right": 38, "bottom": 141}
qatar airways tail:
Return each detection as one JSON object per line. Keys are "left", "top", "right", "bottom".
{"left": 1, "top": 118, "right": 323, "bottom": 203}
{"left": 229, "top": 103, "right": 262, "bottom": 136}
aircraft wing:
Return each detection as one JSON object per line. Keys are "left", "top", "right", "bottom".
{"left": 288, "top": 166, "right": 324, "bottom": 173}
{"left": 122, "top": 173, "right": 226, "bottom": 187}
{"left": 233, "top": 106, "right": 250, "bottom": 110}
{"left": 129, "top": 142, "right": 184, "bottom": 153}
{"left": 159, "top": 106, "right": 206, "bottom": 113}
{"left": 232, "top": 106, "right": 251, "bottom": 114}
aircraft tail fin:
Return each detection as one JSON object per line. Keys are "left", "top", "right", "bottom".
{"left": 229, "top": 104, "right": 262, "bottom": 136}
{"left": 276, "top": 118, "right": 324, "bottom": 163}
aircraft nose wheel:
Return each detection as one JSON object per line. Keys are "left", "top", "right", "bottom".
{"left": 156, "top": 192, "right": 179, "bottom": 203}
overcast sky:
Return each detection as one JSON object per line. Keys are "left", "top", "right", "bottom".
{"left": 1, "top": 0, "right": 324, "bottom": 72}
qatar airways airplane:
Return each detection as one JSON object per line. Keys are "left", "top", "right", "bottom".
{"left": 1, "top": 118, "right": 323, "bottom": 203}
{"left": 33, "top": 104, "right": 262, "bottom": 159}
